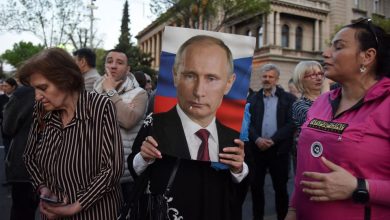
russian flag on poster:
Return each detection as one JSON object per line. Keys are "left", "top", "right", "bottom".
{"left": 154, "top": 26, "right": 255, "bottom": 132}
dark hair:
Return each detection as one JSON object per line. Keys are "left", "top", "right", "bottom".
{"left": 72, "top": 48, "right": 96, "bottom": 68}
{"left": 18, "top": 48, "right": 84, "bottom": 93}
{"left": 133, "top": 71, "right": 146, "bottom": 89}
{"left": 5, "top": 77, "right": 17, "bottom": 88}
{"left": 105, "top": 49, "right": 129, "bottom": 65}
{"left": 173, "top": 35, "right": 234, "bottom": 75}
{"left": 345, "top": 19, "right": 390, "bottom": 77}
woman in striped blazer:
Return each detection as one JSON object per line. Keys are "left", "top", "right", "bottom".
{"left": 18, "top": 48, "right": 124, "bottom": 220}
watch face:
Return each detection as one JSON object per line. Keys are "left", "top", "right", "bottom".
{"left": 353, "top": 190, "right": 369, "bottom": 204}
{"left": 107, "top": 90, "right": 116, "bottom": 97}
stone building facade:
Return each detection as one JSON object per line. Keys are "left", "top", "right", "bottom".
{"left": 136, "top": 0, "right": 390, "bottom": 90}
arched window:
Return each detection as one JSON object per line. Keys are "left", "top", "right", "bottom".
{"left": 247, "top": 30, "right": 252, "bottom": 36}
{"left": 373, "top": 0, "right": 380, "bottom": 13}
{"left": 282, "top": 24, "right": 289, "bottom": 48}
{"left": 295, "top": 26, "right": 303, "bottom": 50}
{"left": 257, "top": 26, "right": 263, "bottom": 48}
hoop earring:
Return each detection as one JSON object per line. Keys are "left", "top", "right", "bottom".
{"left": 360, "top": 65, "right": 366, "bottom": 74}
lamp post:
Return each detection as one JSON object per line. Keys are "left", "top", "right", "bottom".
{"left": 87, "top": 0, "right": 98, "bottom": 48}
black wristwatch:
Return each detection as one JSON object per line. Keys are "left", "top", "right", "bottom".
{"left": 352, "top": 178, "right": 369, "bottom": 204}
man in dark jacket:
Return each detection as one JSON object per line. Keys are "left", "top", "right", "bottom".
{"left": 248, "top": 64, "right": 296, "bottom": 220}
{"left": 3, "top": 86, "right": 38, "bottom": 220}
{"left": 0, "top": 77, "right": 18, "bottom": 158}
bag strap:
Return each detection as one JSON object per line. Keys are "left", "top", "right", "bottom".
{"left": 163, "top": 159, "right": 180, "bottom": 197}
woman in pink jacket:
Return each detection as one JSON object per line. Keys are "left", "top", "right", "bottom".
{"left": 286, "top": 18, "right": 390, "bottom": 220}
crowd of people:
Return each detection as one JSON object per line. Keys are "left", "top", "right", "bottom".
{"left": 0, "top": 18, "right": 389, "bottom": 220}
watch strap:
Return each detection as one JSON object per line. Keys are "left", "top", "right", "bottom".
{"left": 357, "top": 178, "right": 367, "bottom": 190}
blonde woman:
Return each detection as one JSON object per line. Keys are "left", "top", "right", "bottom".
{"left": 291, "top": 61, "right": 325, "bottom": 172}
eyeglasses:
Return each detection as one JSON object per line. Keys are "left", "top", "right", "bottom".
{"left": 304, "top": 72, "right": 324, "bottom": 79}
{"left": 146, "top": 80, "right": 151, "bottom": 83}
{"left": 353, "top": 18, "right": 379, "bottom": 48}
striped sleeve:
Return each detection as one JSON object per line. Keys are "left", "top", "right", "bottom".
{"left": 291, "top": 98, "right": 311, "bottom": 129}
{"left": 76, "top": 98, "right": 124, "bottom": 210}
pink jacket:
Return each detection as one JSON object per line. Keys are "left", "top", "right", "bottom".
{"left": 291, "top": 77, "right": 390, "bottom": 220}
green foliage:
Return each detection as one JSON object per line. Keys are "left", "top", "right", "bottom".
{"left": 116, "top": 0, "right": 132, "bottom": 52}
{"left": 213, "top": 0, "right": 270, "bottom": 31}
{"left": 0, "top": 59, "right": 5, "bottom": 79}
{"left": 372, "top": 15, "right": 390, "bottom": 34}
{"left": 115, "top": 0, "right": 157, "bottom": 80}
{"left": 95, "top": 48, "right": 107, "bottom": 76}
{"left": 150, "top": 0, "right": 270, "bottom": 31}
{"left": 0, "top": 0, "right": 94, "bottom": 48}
{"left": 1, "top": 41, "right": 44, "bottom": 68}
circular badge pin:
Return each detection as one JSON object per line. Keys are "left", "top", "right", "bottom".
{"left": 311, "top": 141, "right": 323, "bottom": 158}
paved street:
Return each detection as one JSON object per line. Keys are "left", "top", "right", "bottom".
{"left": 0, "top": 146, "right": 294, "bottom": 220}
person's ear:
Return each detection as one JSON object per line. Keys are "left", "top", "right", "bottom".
{"left": 79, "top": 58, "right": 86, "bottom": 67}
{"left": 127, "top": 65, "right": 131, "bottom": 73}
{"left": 361, "top": 48, "right": 377, "bottom": 67}
{"left": 224, "top": 73, "right": 236, "bottom": 95}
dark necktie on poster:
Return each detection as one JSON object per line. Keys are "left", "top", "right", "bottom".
{"left": 196, "top": 129, "right": 210, "bottom": 161}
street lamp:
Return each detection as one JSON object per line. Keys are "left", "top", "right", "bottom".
{"left": 87, "top": 0, "right": 98, "bottom": 48}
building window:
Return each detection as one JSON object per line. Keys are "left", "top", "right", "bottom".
{"left": 247, "top": 30, "right": 252, "bottom": 36}
{"left": 295, "top": 26, "right": 303, "bottom": 50}
{"left": 257, "top": 26, "right": 263, "bottom": 48}
{"left": 373, "top": 0, "right": 379, "bottom": 13}
{"left": 354, "top": 0, "right": 367, "bottom": 9}
{"left": 282, "top": 24, "right": 289, "bottom": 48}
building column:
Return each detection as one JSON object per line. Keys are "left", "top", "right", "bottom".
{"left": 267, "top": 12, "right": 275, "bottom": 45}
{"left": 275, "top": 11, "right": 281, "bottom": 46}
{"left": 156, "top": 32, "right": 161, "bottom": 69}
{"left": 148, "top": 38, "right": 152, "bottom": 54}
{"left": 151, "top": 35, "right": 156, "bottom": 67}
{"left": 231, "top": 25, "right": 236, "bottom": 34}
{"left": 290, "top": 24, "right": 296, "bottom": 50}
{"left": 318, "top": 20, "right": 322, "bottom": 51}
{"left": 314, "top": 19, "right": 320, "bottom": 51}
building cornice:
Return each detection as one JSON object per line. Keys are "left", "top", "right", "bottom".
{"left": 136, "top": 18, "right": 167, "bottom": 40}
{"left": 271, "top": 0, "right": 329, "bottom": 15}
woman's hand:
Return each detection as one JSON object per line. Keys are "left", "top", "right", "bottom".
{"left": 301, "top": 157, "right": 357, "bottom": 202}
{"left": 140, "top": 136, "right": 161, "bottom": 162}
{"left": 40, "top": 197, "right": 82, "bottom": 220}
{"left": 39, "top": 186, "right": 59, "bottom": 204}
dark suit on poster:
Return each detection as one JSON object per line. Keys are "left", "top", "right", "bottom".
{"left": 128, "top": 107, "right": 246, "bottom": 220}
{"left": 153, "top": 107, "right": 238, "bottom": 159}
